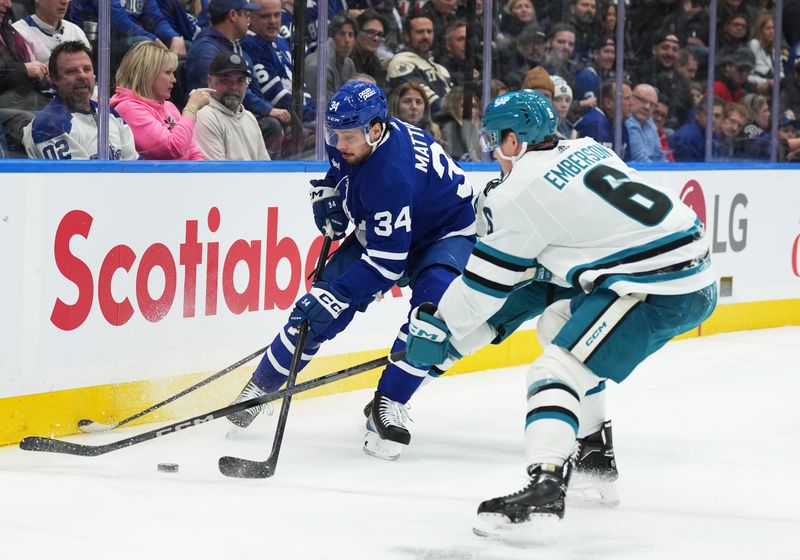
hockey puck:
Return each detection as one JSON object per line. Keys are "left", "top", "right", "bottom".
{"left": 157, "top": 463, "right": 179, "bottom": 473}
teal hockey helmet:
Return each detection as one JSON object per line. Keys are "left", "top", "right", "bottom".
{"left": 479, "top": 89, "right": 559, "bottom": 152}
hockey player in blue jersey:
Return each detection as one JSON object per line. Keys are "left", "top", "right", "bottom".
{"left": 227, "top": 80, "right": 476, "bottom": 460}
{"left": 405, "top": 89, "right": 718, "bottom": 537}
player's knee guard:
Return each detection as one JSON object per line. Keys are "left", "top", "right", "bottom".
{"left": 537, "top": 299, "right": 572, "bottom": 347}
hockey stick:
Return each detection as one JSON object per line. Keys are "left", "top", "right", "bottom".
{"left": 77, "top": 345, "right": 269, "bottom": 433}
{"left": 219, "top": 236, "right": 332, "bottom": 479}
{"left": 18, "top": 351, "right": 403, "bottom": 457}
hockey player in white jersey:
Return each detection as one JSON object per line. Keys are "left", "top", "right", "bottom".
{"left": 405, "top": 89, "right": 717, "bottom": 537}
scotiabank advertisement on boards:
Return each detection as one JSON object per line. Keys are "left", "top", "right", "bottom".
{"left": 1, "top": 168, "right": 798, "bottom": 397}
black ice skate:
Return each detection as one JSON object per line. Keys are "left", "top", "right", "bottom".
{"left": 570, "top": 420, "right": 620, "bottom": 507}
{"left": 363, "top": 390, "right": 411, "bottom": 461}
{"left": 474, "top": 463, "right": 568, "bottom": 538}
{"left": 226, "top": 379, "right": 274, "bottom": 429}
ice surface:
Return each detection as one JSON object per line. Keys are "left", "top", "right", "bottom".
{"left": 2, "top": 328, "right": 798, "bottom": 559}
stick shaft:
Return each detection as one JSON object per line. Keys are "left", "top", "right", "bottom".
{"left": 20, "top": 351, "right": 404, "bottom": 457}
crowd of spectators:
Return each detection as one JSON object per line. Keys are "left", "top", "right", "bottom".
{"left": 2, "top": 0, "right": 800, "bottom": 162}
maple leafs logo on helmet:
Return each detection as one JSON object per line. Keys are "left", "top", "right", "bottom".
{"left": 325, "top": 81, "right": 388, "bottom": 130}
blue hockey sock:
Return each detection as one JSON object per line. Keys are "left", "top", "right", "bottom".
{"left": 376, "top": 330, "right": 428, "bottom": 404}
{"left": 252, "top": 325, "right": 321, "bottom": 392}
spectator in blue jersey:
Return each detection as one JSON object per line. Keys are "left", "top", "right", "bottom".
{"left": 669, "top": 94, "right": 724, "bottom": 162}
{"left": 185, "top": 0, "right": 286, "bottom": 156}
{"left": 68, "top": 0, "right": 186, "bottom": 57}
{"left": 154, "top": 0, "right": 208, "bottom": 44}
{"left": 226, "top": 81, "right": 476, "bottom": 463}
{"left": 304, "top": 13, "right": 358, "bottom": 102}
{"left": 244, "top": 0, "right": 314, "bottom": 123}
{"left": 279, "top": 0, "right": 346, "bottom": 54}
{"left": 12, "top": 0, "right": 91, "bottom": 64}
{"left": 575, "top": 78, "right": 631, "bottom": 156}
{"left": 23, "top": 41, "right": 139, "bottom": 160}
{"left": 386, "top": 14, "right": 452, "bottom": 120}
{"left": 624, "top": 83, "right": 667, "bottom": 162}
{"left": 572, "top": 34, "right": 614, "bottom": 116}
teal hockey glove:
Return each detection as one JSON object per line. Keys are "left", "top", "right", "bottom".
{"left": 406, "top": 303, "right": 459, "bottom": 367}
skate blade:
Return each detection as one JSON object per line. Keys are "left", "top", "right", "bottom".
{"left": 568, "top": 476, "right": 620, "bottom": 508}
{"left": 224, "top": 406, "right": 276, "bottom": 440}
{"left": 363, "top": 430, "right": 403, "bottom": 461}
{"left": 473, "top": 512, "right": 563, "bottom": 543}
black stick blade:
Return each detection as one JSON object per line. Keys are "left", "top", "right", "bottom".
{"left": 19, "top": 436, "right": 104, "bottom": 456}
{"left": 218, "top": 455, "right": 275, "bottom": 479}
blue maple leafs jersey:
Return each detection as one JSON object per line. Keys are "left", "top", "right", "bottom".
{"left": 241, "top": 34, "right": 315, "bottom": 122}
{"left": 323, "top": 117, "right": 476, "bottom": 304}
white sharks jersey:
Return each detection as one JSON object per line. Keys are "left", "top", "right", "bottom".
{"left": 439, "top": 137, "right": 714, "bottom": 339}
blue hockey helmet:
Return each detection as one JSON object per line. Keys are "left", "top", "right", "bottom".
{"left": 325, "top": 81, "right": 388, "bottom": 146}
{"left": 479, "top": 89, "right": 559, "bottom": 152}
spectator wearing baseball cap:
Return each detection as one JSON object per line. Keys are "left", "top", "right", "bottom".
{"left": 634, "top": 30, "right": 693, "bottom": 129}
{"left": 195, "top": 51, "right": 270, "bottom": 160}
{"left": 496, "top": 22, "right": 547, "bottom": 89}
{"left": 714, "top": 46, "right": 755, "bottom": 103}
{"left": 185, "top": 0, "right": 287, "bottom": 157}
{"left": 572, "top": 34, "right": 615, "bottom": 114}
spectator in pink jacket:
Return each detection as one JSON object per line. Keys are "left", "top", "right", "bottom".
{"left": 110, "top": 40, "right": 210, "bottom": 160}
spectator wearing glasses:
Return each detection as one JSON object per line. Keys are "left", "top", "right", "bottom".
{"left": 717, "top": 13, "right": 751, "bottom": 61}
{"left": 12, "top": 0, "right": 91, "bottom": 64}
{"left": 718, "top": 101, "right": 749, "bottom": 158}
{"left": 23, "top": 41, "right": 139, "bottom": 160}
{"left": 111, "top": 40, "right": 209, "bottom": 159}
{"left": 625, "top": 83, "right": 668, "bottom": 162}
{"left": 351, "top": 10, "right": 390, "bottom": 90}
{"left": 186, "top": 0, "right": 286, "bottom": 155}
{"left": 195, "top": 51, "right": 269, "bottom": 159}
